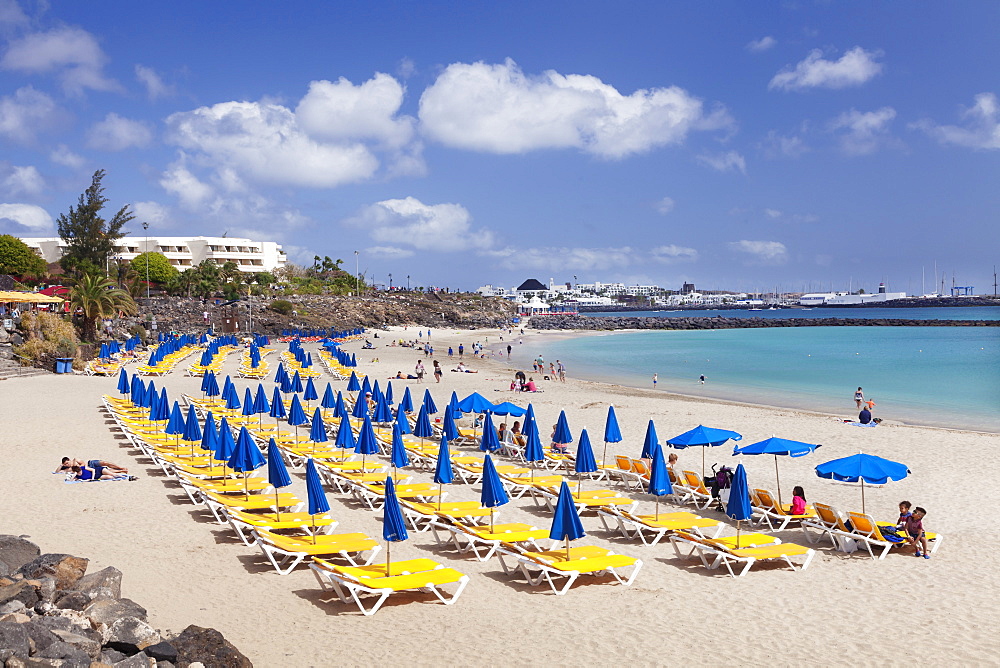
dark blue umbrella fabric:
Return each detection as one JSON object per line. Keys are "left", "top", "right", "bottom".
{"left": 269, "top": 386, "right": 287, "bottom": 420}
{"left": 647, "top": 443, "right": 673, "bottom": 497}
{"left": 523, "top": 406, "right": 544, "bottom": 465}
{"left": 183, "top": 404, "right": 203, "bottom": 444}
{"left": 384, "top": 381, "right": 394, "bottom": 405}
{"left": 305, "top": 458, "right": 331, "bottom": 515}
{"left": 200, "top": 412, "right": 219, "bottom": 455}
{"left": 726, "top": 463, "right": 754, "bottom": 547}
{"left": 734, "top": 436, "right": 821, "bottom": 505}
{"left": 433, "top": 436, "right": 454, "bottom": 485}
{"left": 166, "top": 402, "right": 185, "bottom": 437}
{"left": 346, "top": 371, "right": 361, "bottom": 392}
{"left": 604, "top": 405, "right": 622, "bottom": 443}
{"left": 552, "top": 410, "right": 573, "bottom": 446}
{"left": 352, "top": 391, "right": 369, "bottom": 419}
{"left": 480, "top": 454, "right": 509, "bottom": 509}
{"left": 422, "top": 389, "right": 437, "bottom": 414}
{"left": 320, "top": 383, "right": 335, "bottom": 413}
{"left": 229, "top": 426, "right": 266, "bottom": 472}
{"left": 372, "top": 394, "right": 393, "bottom": 423}
{"left": 242, "top": 388, "right": 255, "bottom": 417}
{"left": 640, "top": 420, "right": 659, "bottom": 459}
{"left": 549, "top": 481, "right": 586, "bottom": 558}
{"left": 667, "top": 425, "right": 743, "bottom": 448}
{"left": 267, "top": 439, "right": 292, "bottom": 488}
{"left": 442, "top": 408, "right": 459, "bottom": 441}
{"left": 355, "top": 415, "right": 380, "bottom": 456}
{"left": 574, "top": 428, "right": 598, "bottom": 475}
{"left": 815, "top": 452, "right": 910, "bottom": 514}
{"left": 116, "top": 368, "right": 129, "bottom": 395}
{"left": 413, "top": 405, "right": 434, "bottom": 440}
{"left": 253, "top": 384, "right": 271, "bottom": 416}
{"left": 399, "top": 387, "right": 414, "bottom": 414}
{"left": 309, "top": 407, "right": 328, "bottom": 445}
{"left": 291, "top": 371, "right": 304, "bottom": 394}
{"left": 479, "top": 412, "right": 500, "bottom": 452}
{"left": 334, "top": 416, "right": 356, "bottom": 454}
{"left": 390, "top": 423, "right": 410, "bottom": 470}
{"left": 215, "top": 418, "right": 236, "bottom": 464}
{"left": 304, "top": 377, "right": 318, "bottom": 404}
{"left": 382, "top": 477, "right": 409, "bottom": 574}
{"left": 287, "top": 394, "right": 308, "bottom": 427}
{"left": 205, "top": 372, "right": 220, "bottom": 399}
{"left": 395, "top": 405, "right": 412, "bottom": 435}
{"left": 490, "top": 401, "right": 526, "bottom": 417}
{"left": 458, "top": 392, "right": 493, "bottom": 414}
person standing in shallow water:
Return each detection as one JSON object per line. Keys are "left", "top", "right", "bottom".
{"left": 854, "top": 387, "right": 865, "bottom": 409}
{"left": 652, "top": 373, "right": 657, "bottom": 389}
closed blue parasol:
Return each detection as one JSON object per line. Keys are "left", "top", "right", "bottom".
{"left": 603, "top": 405, "right": 623, "bottom": 465}
{"left": 399, "top": 386, "right": 414, "bottom": 414}
{"left": 549, "top": 480, "right": 586, "bottom": 559}
{"left": 309, "top": 407, "right": 328, "bottom": 453}
{"left": 269, "top": 385, "right": 287, "bottom": 437}
{"left": 346, "top": 371, "right": 361, "bottom": 392}
{"left": 241, "top": 387, "right": 255, "bottom": 418}
{"left": 815, "top": 452, "right": 910, "bottom": 513}
{"left": 253, "top": 384, "right": 270, "bottom": 426}
{"left": 182, "top": 404, "right": 203, "bottom": 455}
{"left": 204, "top": 372, "right": 220, "bottom": 400}
{"left": 303, "top": 377, "right": 318, "bottom": 407}
{"left": 384, "top": 381, "right": 394, "bottom": 405}
{"left": 305, "top": 458, "right": 330, "bottom": 542}
{"left": 200, "top": 412, "right": 219, "bottom": 466}
{"left": 490, "top": 401, "right": 526, "bottom": 417}
{"left": 228, "top": 426, "right": 266, "bottom": 498}
{"left": 265, "top": 437, "right": 292, "bottom": 519}
{"left": 640, "top": 419, "right": 659, "bottom": 459}
{"left": 734, "top": 436, "right": 821, "bottom": 506}
{"left": 214, "top": 417, "right": 236, "bottom": 478}
{"left": 274, "top": 361, "right": 287, "bottom": 386}
{"left": 225, "top": 384, "right": 241, "bottom": 411}
{"left": 334, "top": 391, "right": 348, "bottom": 420}
{"left": 165, "top": 401, "right": 185, "bottom": 445}
{"left": 479, "top": 412, "right": 500, "bottom": 452}
{"left": 371, "top": 380, "right": 383, "bottom": 406}
{"left": 200, "top": 369, "right": 212, "bottom": 395}
{"left": 442, "top": 407, "right": 459, "bottom": 441}
{"left": 726, "top": 463, "right": 753, "bottom": 547}
{"left": 480, "top": 454, "right": 509, "bottom": 531}
{"left": 352, "top": 389, "right": 370, "bottom": 419}
{"left": 667, "top": 424, "right": 743, "bottom": 478}
{"left": 523, "top": 405, "right": 544, "bottom": 481}
{"left": 395, "top": 405, "right": 412, "bottom": 435}
{"left": 422, "top": 388, "right": 437, "bottom": 414}
{"left": 287, "top": 394, "right": 308, "bottom": 441}
{"left": 433, "top": 435, "right": 454, "bottom": 509}
{"left": 355, "top": 414, "right": 380, "bottom": 458}
{"left": 574, "top": 428, "right": 598, "bottom": 495}
{"left": 390, "top": 422, "right": 409, "bottom": 472}
{"left": 552, "top": 410, "right": 573, "bottom": 447}
{"left": 361, "top": 375, "right": 372, "bottom": 397}
{"left": 647, "top": 442, "right": 673, "bottom": 519}
{"left": 290, "top": 371, "right": 304, "bottom": 394}
{"left": 372, "top": 394, "right": 393, "bottom": 424}
{"left": 320, "top": 383, "right": 335, "bottom": 417}
{"left": 116, "top": 368, "right": 129, "bottom": 396}
{"left": 447, "top": 391, "right": 463, "bottom": 419}
{"left": 382, "top": 477, "right": 409, "bottom": 575}
{"left": 334, "top": 415, "right": 356, "bottom": 460}
{"left": 413, "top": 404, "right": 434, "bottom": 443}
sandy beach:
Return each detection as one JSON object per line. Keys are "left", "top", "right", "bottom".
{"left": 1, "top": 325, "right": 997, "bottom": 667}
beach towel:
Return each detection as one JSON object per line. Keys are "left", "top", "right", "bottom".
{"left": 63, "top": 474, "right": 132, "bottom": 484}
{"left": 845, "top": 422, "right": 879, "bottom": 428}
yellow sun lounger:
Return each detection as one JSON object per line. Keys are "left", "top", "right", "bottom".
{"left": 669, "top": 531, "right": 815, "bottom": 577}
{"left": 848, "top": 512, "right": 943, "bottom": 560}
{"left": 430, "top": 521, "right": 549, "bottom": 561}
{"left": 752, "top": 488, "right": 816, "bottom": 531}
{"left": 310, "top": 557, "right": 469, "bottom": 616}
{"left": 402, "top": 501, "right": 498, "bottom": 532}
{"left": 255, "top": 530, "right": 380, "bottom": 575}
{"left": 595, "top": 508, "right": 724, "bottom": 546}
{"left": 224, "top": 508, "right": 337, "bottom": 546}
{"left": 202, "top": 491, "right": 303, "bottom": 524}
{"left": 495, "top": 544, "right": 643, "bottom": 595}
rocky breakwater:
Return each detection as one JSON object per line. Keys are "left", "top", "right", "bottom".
{"left": 530, "top": 315, "right": 1000, "bottom": 330}
{"left": 0, "top": 536, "right": 251, "bottom": 668}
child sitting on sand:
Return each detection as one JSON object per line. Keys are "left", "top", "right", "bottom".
{"left": 790, "top": 486, "right": 807, "bottom": 515}
{"left": 904, "top": 507, "right": 931, "bottom": 559}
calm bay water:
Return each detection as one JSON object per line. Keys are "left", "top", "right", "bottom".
{"left": 585, "top": 306, "right": 1000, "bottom": 320}
{"left": 524, "top": 325, "right": 1000, "bottom": 432}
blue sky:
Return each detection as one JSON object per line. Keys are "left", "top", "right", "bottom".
{"left": 0, "top": 1, "right": 997, "bottom": 294}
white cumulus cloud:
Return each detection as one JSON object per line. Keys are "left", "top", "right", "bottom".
{"left": 0, "top": 202, "right": 53, "bottom": 231}
{"left": 160, "top": 163, "right": 215, "bottom": 210}
{"left": 133, "top": 201, "right": 170, "bottom": 226}
{"left": 0, "top": 26, "right": 119, "bottom": 95}
{"left": 488, "top": 246, "right": 635, "bottom": 272}
{"left": 296, "top": 74, "right": 416, "bottom": 148}
{"left": 0, "top": 86, "right": 59, "bottom": 141}
{"left": 1, "top": 165, "right": 44, "bottom": 196}
{"left": 761, "top": 129, "right": 809, "bottom": 158}
{"left": 347, "top": 197, "right": 493, "bottom": 252}
{"left": 746, "top": 36, "right": 777, "bottom": 53}
{"left": 697, "top": 150, "right": 746, "bottom": 173}
{"left": 829, "top": 106, "right": 896, "bottom": 155}
{"left": 729, "top": 240, "right": 788, "bottom": 264}
{"left": 655, "top": 196, "right": 675, "bottom": 214}
{"left": 651, "top": 244, "right": 698, "bottom": 263}
{"left": 911, "top": 92, "right": 1000, "bottom": 150}
{"left": 366, "top": 245, "right": 415, "bottom": 259}
{"left": 135, "top": 65, "right": 174, "bottom": 100}
{"left": 49, "top": 144, "right": 85, "bottom": 169}
{"left": 769, "top": 47, "right": 883, "bottom": 91}
{"left": 419, "top": 59, "right": 732, "bottom": 159}
{"left": 87, "top": 113, "right": 154, "bottom": 151}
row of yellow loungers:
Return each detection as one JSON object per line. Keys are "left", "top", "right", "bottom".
{"left": 185, "top": 344, "right": 241, "bottom": 377}
{"left": 801, "top": 503, "right": 943, "bottom": 560}
{"left": 316, "top": 349, "right": 350, "bottom": 379}
{"left": 236, "top": 346, "right": 273, "bottom": 380}
{"left": 278, "top": 351, "right": 322, "bottom": 379}
{"left": 135, "top": 344, "right": 197, "bottom": 376}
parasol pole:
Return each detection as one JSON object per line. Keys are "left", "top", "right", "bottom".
{"left": 437, "top": 482, "right": 443, "bottom": 510}
{"left": 655, "top": 493, "right": 660, "bottom": 521}
{"left": 275, "top": 486, "right": 280, "bottom": 522}
{"left": 775, "top": 454, "right": 782, "bottom": 507}
{"left": 702, "top": 448, "right": 706, "bottom": 481}
{"left": 602, "top": 441, "right": 609, "bottom": 473}
{"left": 736, "top": 519, "right": 741, "bottom": 548}
{"left": 490, "top": 507, "right": 495, "bottom": 532}
{"left": 244, "top": 471, "right": 249, "bottom": 500}
{"left": 386, "top": 542, "right": 391, "bottom": 576}
{"left": 861, "top": 479, "right": 866, "bottom": 515}
{"left": 565, "top": 536, "right": 571, "bottom": 561}
{"left": 312, "top": 513, "right": 317, "bottom": 544}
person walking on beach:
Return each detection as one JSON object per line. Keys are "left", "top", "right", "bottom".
{"left": 507, "top": 344, "right": 512, "bottom": 358}
{"left": 854, "top": 387, "right": 865, "bottom": 409}
{"left": 458, "top": 344, "right": 464, "bottom": 357}
{"left": 415, "top": 359, "right": 425, "bottom": 383}
{"left": 652, "top": 373, "right": 658, "bottom": 389}
{"left": 433, "top": 359, "right": 442, "bottom": 383}
{"left": 557, "top": 360, "right": 565, "bottom": 382}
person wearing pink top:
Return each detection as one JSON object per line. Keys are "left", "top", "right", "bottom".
{"left": 905, "top": 507, "right": 931, "bottom": 559}
{"left": 790, "top": 486, "right": 807, "bottom": 515}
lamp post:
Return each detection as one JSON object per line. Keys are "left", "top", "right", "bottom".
{"left": 142, "top": 222, "right": 150, "bottom": 305}
{"left": 354, "top": 250, "right": 359, "bottom": 295}
{"left": 388, "top": 273, "right": 392, "bottom": 291}
{"left": 407, "top": 274, "right": 410, "bottom": 291}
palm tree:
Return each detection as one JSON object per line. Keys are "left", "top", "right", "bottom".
{"left": 70, "top": 273, "right": 138, "bottom": 342}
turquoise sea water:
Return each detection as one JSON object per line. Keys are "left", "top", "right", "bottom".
{"left": 523, "top": 326, "right": 1000, "bottom": 432}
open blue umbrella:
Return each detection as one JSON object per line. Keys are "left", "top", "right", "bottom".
{"left": 305, "top": 458, "right": 330, "bottom": 543}
{"left": 603, "top": 405, "right": 623, "bottom": 466}
{"left": 479, "top": 412, "right": 500, "bottom": 452}
{"left": 733, "top": 436, "right": 821, "bottom": 506}
{"left": 346, "top": 371, "right": 361, "bottom": 393}
{"left": 116, "top": 368, "right": 129, "bottom": 396}
{"left": 640, "top": 419, "right": 659, "bottom": 460}
{"left": 382, "top": 477, "right": 409, "bottom": 575}
{"left": 334, "top": 415, "right": 355, "bottom": 460}
{"left": 667, "top": 425, "right": 743, "bottom": 478}
{"left": 480, "top": 454, "right": 509, "bottom": 531}
{"left": 229, "top": 426, "right": 266, "bottom": 498}
{"left": 458, "top": 392, "right": 494, "bottom": 414}
{"left": 266, "top": 438, "right": 292, "bottom": 519}
{"left": 413, "top": 404, "right": 434, "bottom": 445}
{"left": 550, "top": 480, "right": 586, "bottom": 560}
{"left": 284, "top": 394, "right": 307, "bottom": 443}
{"left": 491, "top": 401, "right": 526, "bottom": 417}
{"left": 399, "top": 386, "right": 414, "bottom": 414}
{"left": 552, "top": 410, "right": 573, "bottom": 449}
{"left": 183, "top": 404, "right": 203, "bottom": 456}
{"left": 647, "top": 442, "right": 673, "bottom": 519}
{"left": 422, "top": 388, "right": 437, "bottom": 414}
{"left": 320, "top": 382, "right": 335, "bottom": 417}
{"left": 574, "top": 428, "right": 598, "bottom": 495}
{"left": 433, "top": 435, "right": 454, "bottom": 509}
{"left": 303, "top": 377, "right": 318, "bottom": 408}
{"left": 394, "top": 404, "right": 412, "bottom": 436}
{"left": 309, "top": 407, "right": 328, "bottom": 453}
{"left": 390, "top": 422, "right": 409, "bottom": 473}
{"left": 726, "top": 462, "right": 753, "bottom": 547}
{"left": 815, "top": 453, "right": 910, "bottom": 514}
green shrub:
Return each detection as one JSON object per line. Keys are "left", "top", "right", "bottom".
{"left": 13, "top": 312, "right": 80, "bottom": 369}
{"left": 269, "top": 299, "right": 294, "bottom": 315}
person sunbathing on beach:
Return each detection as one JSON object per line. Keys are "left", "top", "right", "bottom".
{"left": 55, "top": 458, "right": 128, "bottom": 475}
{"left": 69, "top": 464, "right": 136, "bottom": 481}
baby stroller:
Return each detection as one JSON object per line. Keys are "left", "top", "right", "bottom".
{"left": 705, "top": 464, "right": 735, "bottom": 512}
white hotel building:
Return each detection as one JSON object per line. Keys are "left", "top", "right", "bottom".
{"left": 20, "top": 236, "right": 287, "bottom": 273}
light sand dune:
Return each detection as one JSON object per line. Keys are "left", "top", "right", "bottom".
{"left": 0, "top": 325, "right": 996, "bottom": 666}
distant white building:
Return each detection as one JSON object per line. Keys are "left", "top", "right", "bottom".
{"left": 476, "top": 284, "right": 513, "bottom": 298}
{"left": 20, "top": 235, "right": 287, "bottom": 273}
{"left": 802, "top": 284, "right": 907, "bottom": 305}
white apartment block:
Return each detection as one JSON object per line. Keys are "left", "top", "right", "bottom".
{"left": 20, "top": 236, "right": 287, "bottom": 273}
